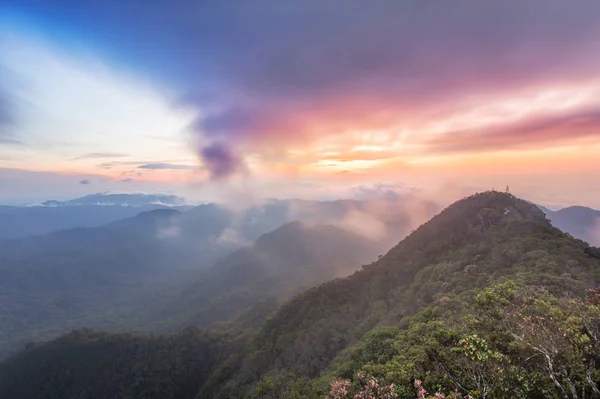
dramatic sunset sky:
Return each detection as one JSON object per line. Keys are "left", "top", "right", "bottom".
{"left": 1, "top": 1, "right": 600, "bottom": 207}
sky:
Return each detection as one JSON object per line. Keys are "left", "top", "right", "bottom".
{"left": 1, "top": 1, "right": 600, "bottom": 208}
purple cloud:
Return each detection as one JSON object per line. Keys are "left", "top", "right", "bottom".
{"left": 199, "top": 142, "right": 245, "bottom": 180}
{"left": 428, "top": 109, "right": 600, "bottom": 154}
{"left": 9, "top": 1, "right": 600, "bottom": 153}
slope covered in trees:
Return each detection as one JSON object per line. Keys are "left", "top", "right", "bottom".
{"left": 0, "top": 328, "right": 244, "bottom": 399}
{"left": 0, "top": 210, "right": 383, "bottom": 359}
{"left": 318, "top": 282, "right": 600, "bottom": 399}
{"left": 1, "top": 192, "right": 600, "bottom": 399}
{"left": 200, "top": 192, "right": 600, "bottom": 398}
{"left": 0, "top": 222, "right": 385, "bottom": 398}
{"left": 0, "top": 206, "right": 237, "bottom": 358}
{"left": 148, "top": 222, "right": 385, "bottom": 331}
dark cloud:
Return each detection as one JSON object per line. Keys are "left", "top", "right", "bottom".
{"left": 199, "top": 142, "right": 245, "bottom": 180}
{"left": 75, "top": 152, "right": 128, "bottom": 160}
{"left": 137, "top": 163, "right": 196, "bottom": 170}
{"left": 11, "top": 1, "right": 600, "bottom": 151}
{"left": 122, "top": 178, "right": 134, "bottom": 182}
{"left": 196, "top": 106, "right": 272, "bottom": 139}
{"left": 79, "top": 179, "right": 91, "bottom": 185}
{"left": 428, "top": 109, "right": 600, "bottom": 154}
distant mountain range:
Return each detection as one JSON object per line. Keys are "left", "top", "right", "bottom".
{"left": 541, "top": 205, "right": 600, "bottom": 246}
{"left": 0, "top": 193, "right": 192, "bottom": 240}
{"left": 2, "top": 192, "right": 599, "bottom": 246}
{"left": 41, "top": 193, "right": 186, "bottom": 207}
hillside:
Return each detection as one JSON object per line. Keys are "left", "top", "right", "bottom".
{"left": 147, "top": 222, "right": 384, "bottom": 331}
{"left": 0, "top": 328, "right": 244, "bottom": 399}
{"left": 0, "top": 222, "right": 385, "bottom": 398}
{"left": 199, "top": 192, "right": 600, "bottom": 398}
{"left": 2, "top": 192, "right": 600, "bottom": 399}
{"left": 0, "top": 195, "right": 425, "bottom": 360}
{"left": 0, "top": 207, "right": 238, "bottom": 359}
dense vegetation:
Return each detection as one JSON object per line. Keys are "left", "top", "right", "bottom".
{"left": 0, "top": 328, "right": 245, "bottom": 399}
{"left": 251, "top": 283, "right": 600, "bottom": 399}
{"left": 1, "top": 192, "right": 600, "bottom": 398}
{"left": 0, "top": 206, "right": 238, "bottom": 358}
{"left": 200, "top": 192, "right": 600, "bottom": 398}
{"left": 321, "top": 282, "right": 600, "bottom": 398}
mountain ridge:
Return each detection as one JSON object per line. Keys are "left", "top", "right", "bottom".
{"left": 199, "top": 191, "right": 600, "bottom": 397}
{"left": 144, "top": 221, "right": 385, "bottom": 332}
{"left": 2, "top": 192, "right": 600, "bottom": 399}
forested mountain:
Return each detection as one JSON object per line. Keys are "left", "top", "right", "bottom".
{"left": 200, "top": 192, "right": 600, "bottom": 398}
{"left": 0, "top": 193, "right": 436, "bottom": 359}
{"left": 0, "top": 206, "right": 238, "bottom": 359}
{"left": 2, "top": 192, "right": 600, "bottom": 399}
{"left": 0, "top": 328, "right": 245, "bottom": 399}
{"left": 147, "top": 222, "right": 386, "bottom": 331}
{"left": 0, "top": 205, "right": 387, "bottom": 359}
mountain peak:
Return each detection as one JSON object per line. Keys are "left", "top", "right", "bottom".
{"left": 409, "top": 191, "right": 547, "bottom": 235}
{"left": 369, "top": 191, "right": 552, "bottom": 276}
{"left": 444, "top": 191, "right": 547, "bottom": 224}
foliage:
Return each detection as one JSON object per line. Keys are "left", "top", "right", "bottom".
{"left": 253, "top": 371, "right": 320, "bottom": 399}
{"left": 201, "top": 192, "right": 600, "bottom": 398}
{"left": 3, "top": 192, "right": 600, "bottom": 399}
{"left": 323, "top": 282, "right": 600, "bottom": 399}
{"left": 0, "top": 327, "right": 246, "bottom": 399}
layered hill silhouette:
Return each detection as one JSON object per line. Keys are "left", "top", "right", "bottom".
{"left": 0, "top": 194, "right": 439, "bottom": 359}
{"left": 1, "top": 192, "right": 599, "bottom": 399}
{"left": 0, "top": 193, "right": 192, "bottom": 240}
{"left": 0, "top": 206, "right": 237, "bottom": 358}
{"left": 543, "top": 205, "right": 600, "bottom": 246}
{"left": 0, "top": 207, "right": 385, "bottom": 359}
{"left": 146, "top": 221, "right": 385, "bottom": 331}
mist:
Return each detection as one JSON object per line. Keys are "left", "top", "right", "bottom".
{"left": 590, "top": 217, "right": 600, "bottom": 247}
